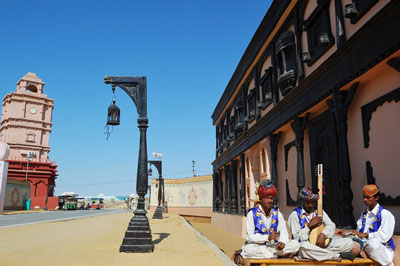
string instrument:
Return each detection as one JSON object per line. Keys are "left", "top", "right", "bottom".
{"left": 308, "top": 164, "right": 330, "bottom": 247}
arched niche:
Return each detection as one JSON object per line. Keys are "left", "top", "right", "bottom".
{"left": 26, "top": 85, "right": 38, "bottom": 93}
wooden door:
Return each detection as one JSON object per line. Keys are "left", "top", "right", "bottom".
{"left": 309, "top": 110, "right": 342, "bottom": 226}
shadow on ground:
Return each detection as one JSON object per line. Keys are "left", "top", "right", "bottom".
{"left": 153, "top": 232, "right": 170, "bottom": 245}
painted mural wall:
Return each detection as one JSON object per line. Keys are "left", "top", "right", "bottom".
{"left": 150, "top": 175, "right": 212, "bottom": 217}
{"left": 4, "top": 179, "right": 30, "bottom": 210}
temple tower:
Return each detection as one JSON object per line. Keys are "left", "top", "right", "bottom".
{"left": 0, "top": 73, "right": 58, "bottom": 208}
{"left": 1, "top": 72, "right": 54, "bottom": 160}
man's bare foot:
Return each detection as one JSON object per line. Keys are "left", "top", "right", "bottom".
{"left": 351, "top": 241, "right": 361, "bottom": 256}
{"left": 360, "top": 250, "right": 367, "bottom": 258}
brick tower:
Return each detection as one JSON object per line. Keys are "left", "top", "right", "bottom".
{"left": 0, "top": 73, "right": 58, "bottom": 208}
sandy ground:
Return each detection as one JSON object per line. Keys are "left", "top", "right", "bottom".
{"left": 0, "top": 212, "right": 231, "bottom": 266}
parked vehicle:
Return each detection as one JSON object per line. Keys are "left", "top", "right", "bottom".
{"left": 88, "top": 197, "right": 104, "bottom": 209}
{"left": 76, "top": 197, "right": 86, "bottom": 210}
{"left": 59, "top": 192, "right": 78, "bottom": 210}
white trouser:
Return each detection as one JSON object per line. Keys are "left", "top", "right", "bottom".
{"left": 298, "top": 236, "right": 354, "bottom": 261}
{"left": 241, "top": 239, "right": 300, "bottom": 259}
{"left": 364, "top": 238, "right": 394, "bottom": 266}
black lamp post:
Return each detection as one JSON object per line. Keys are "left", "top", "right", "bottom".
{"left": 104, "top": 76, "right": 154, "bottom": 253}
{"left": 148, "top": 160, "right": 163, "bottom": 219}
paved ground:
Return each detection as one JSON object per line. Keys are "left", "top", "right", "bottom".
{"left": 0, "top": 209, "right": 125, "bottom": 228}
{"left": 190, "top": 221, "right": 245, "bottom": 259}
{"left": 0, "top": 210, "right": 239, "bottom": 266}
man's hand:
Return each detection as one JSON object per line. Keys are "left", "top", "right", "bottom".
{"left": 276, "top": 242, "right": 285, "bottom": 250}
{"left": 351, "top": 230, "right": 368, "bottom": 239}
{"left": 335, "top": 229, "right": 345, "bottom": 236}
{"left": 307, "top": 216, "right": 322, "bottom": 230}
{"left": 268, "top": 232, "right": 278, "bottom": 241}
{"left": 316, "top": 233, "right": 327, "bottom": 248}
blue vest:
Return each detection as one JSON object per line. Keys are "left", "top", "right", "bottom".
{"left": 359, "top": 205, "right": 395, "bottom": 250}
{"left": 250, "top": 207, "right": 279, "bottom": 244}
{"left": 294, "top": 206, "right": 318, "bottom": 230}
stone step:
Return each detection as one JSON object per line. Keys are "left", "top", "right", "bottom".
{"left": 120, "top": 243, "right": 154, "bottom": 253}
{"left": 127, "top": 226, "right": 151, "bottom": 232}
{"left": 124, "top": 230, "right": 152, "bottom": 238}
{"left": 121, "top": 237, "right": 153, "bottom": 246}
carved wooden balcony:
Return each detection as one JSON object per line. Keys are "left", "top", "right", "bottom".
{"left": 278, "top": 69, "right": 297, "bottom": 96}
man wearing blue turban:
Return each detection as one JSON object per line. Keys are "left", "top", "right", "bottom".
{"left": 288, "top": 187, "right": 355, "bottom": 261}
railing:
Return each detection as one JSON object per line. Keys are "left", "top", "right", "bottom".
{"left": 7, "top": 156, "right": 55, "bottom": 164}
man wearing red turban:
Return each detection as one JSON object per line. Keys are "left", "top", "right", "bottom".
{"left": 240, "top": 179, "right": 299, "bottom": 259}
{"left": 350, "top": 184, "right": 396, "bottom": 266}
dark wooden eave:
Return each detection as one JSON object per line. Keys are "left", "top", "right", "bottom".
{"left": 212, "top": 1, "right": 400, "bottom": 170}
{"left": 211, "top": 0, "right": 291, "bottom": 125}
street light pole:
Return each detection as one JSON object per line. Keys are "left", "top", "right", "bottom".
{"left": 148, "top": 160, "right": 162, "bottom": 219}
{"left": 104, "top": 76, "right": 154, "bottom": 253}
{"left": 161, "top": 176, "right": 165, "bottom": 213}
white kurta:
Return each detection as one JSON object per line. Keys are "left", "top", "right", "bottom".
{"left": 288, "top": 207, "right": 353, "bottom": 261}
{"left": 356, "top": 203, "right": 395, "bottom": 266}
{"left": 241, "top": 206, "right": 300, "bottom": 259}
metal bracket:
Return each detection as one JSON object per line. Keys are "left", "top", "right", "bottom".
{"left": 104, "top": 76, "right": 147, "bottom": 119}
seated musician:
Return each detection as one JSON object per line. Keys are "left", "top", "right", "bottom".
{"left": 240, "top": 179, "right": 300, "bottom": 259}
{"left": 349, "top": 184, "right": 396, "bottom": 266}
{"left": 288, "top": 187, "right": 355, "bottom": 261}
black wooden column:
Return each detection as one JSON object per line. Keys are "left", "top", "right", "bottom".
{"left": 218, "top": 169, "right": 223, "bottom": 212}
{"left": 224, "top": 165, "right": 229, "bottom": 213}
{"left": 240, "top": 154, "right": 246, "bottom": 215}
{"left": 213, "top": 171, "right": 218, "bottom": 212}
{"left": 291, "top": 113, "right": 309, "bottom": 201}
{"left": 326, "top": 83, "right": 358, "bottom": 228}
{"left": 334, "top": 0, "right": 346, "bottom": 48}
{"left": 294, "top": 7, "right": 305, "bottom": 82}
{"left": 269, "top": 132, "right": 282, "bottom": 208}
{"left": 230, "top": 159, "right": 238, "bottom": 214}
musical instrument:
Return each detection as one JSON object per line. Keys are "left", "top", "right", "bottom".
{"left": 308, "top": 164, "right": 330, "bottom": 247}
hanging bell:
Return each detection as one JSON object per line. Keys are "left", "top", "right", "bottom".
{"left": 107, "top": 99, "right": 120, "bottom": 126}
{"left": 148, "top": 167, "right": 153, "bottom": 176}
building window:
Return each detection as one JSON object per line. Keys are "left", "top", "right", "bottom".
{"left": 235, "top": 94, "right": 245, "bottom": 136}
{"left": 228, "top": 112, "right": 236, "bottom": 142}
{"left": 26, "top": 84, "right": 38, "bottom": 93}
{"left": 260, "top": 67, "right": 274, "bottom": 108}
{"left": 246, "top": 88, "right": 256, "bottom": 122}
{"left": 216, "top": 125, "right": 222, "bottom": 156}
{"left": 276, "top": 31, "right": 297, "bottom": 96}
{"left": 345, "top": 0, "right": 379, "bottom": 24}
{"left": 261, "top": 149, "right": 267, "bottom": 173}
{"left": 246, "top": 158, "right": 250, "bottom": 178}
{"left": 26, "top": 132, "right": 36, "bottom": 143}
{"left": 222, "top": 118, "right": 229, "bottom": 148}
{"left": 303, "top": 0, "right": 334, "bottom": 66}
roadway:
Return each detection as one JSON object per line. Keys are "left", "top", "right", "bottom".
{"left": 0, "top": 209, "right": 128, "bottom": 228}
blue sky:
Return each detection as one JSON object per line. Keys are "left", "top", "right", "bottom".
{"left": 0, "top": 0, "right": 271, "bottom": 196}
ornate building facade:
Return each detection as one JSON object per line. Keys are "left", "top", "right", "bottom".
{"left": 1, "top": 73, "right": 58, "bottom": 208}
{"left": 211, "top": 0, "right": 400, "bottom": 238}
